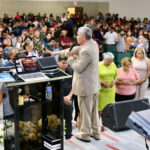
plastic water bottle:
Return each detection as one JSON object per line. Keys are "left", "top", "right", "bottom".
{"left": 46, "top": 82, "right": 52, "bottom": 101}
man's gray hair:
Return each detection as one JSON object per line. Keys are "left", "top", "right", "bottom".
{"left": 78, "top": 26, "right": 92, "bottom": 40}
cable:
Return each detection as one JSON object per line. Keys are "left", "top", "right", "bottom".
{"left": 145, "top": 138, "right": 149, "bottom": 150}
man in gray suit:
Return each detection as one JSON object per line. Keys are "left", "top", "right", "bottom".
{"left": 50, "top": 26, "right": 100, "bottom": 142}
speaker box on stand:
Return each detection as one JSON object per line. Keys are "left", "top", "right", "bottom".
{"left": 101, "top": 98, "right": 150, "bottom": 132}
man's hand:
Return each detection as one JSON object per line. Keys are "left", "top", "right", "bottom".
{"left": 66, "top": 51, "right": 73, "bottom": 58}
{"left": 46, "top": 50, "right": 58, "bottom": 57}
{"left": 64, "top": 96, "right": 72, "bottom": 105}
{"left": 73, "top": 55, "right": 78, "bottom": 59}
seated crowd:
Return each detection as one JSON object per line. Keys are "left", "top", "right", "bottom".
{"left": 0, "top": 11, "right": 150, "bottom": 140}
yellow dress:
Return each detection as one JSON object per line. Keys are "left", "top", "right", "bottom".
{"left": 98, "top": 62, "right": 118, "bottom": 111}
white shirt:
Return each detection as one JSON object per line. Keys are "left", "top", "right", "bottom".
{"left": 104, "top": 31, "right": 117, "bottom": 45}
{"left": 61, "top": 17, "right": 67, "bottom": 23}
{"left": 15, "top": 42, "right": 21, "bottom": 50}
{"left": 33, "top": 21, "right": 39, "bottom": 27}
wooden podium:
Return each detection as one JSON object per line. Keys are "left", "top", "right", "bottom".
{"left": 2, "top": 70, "right": 71, "bottom": 150}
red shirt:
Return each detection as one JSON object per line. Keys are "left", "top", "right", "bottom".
{"left": 15, "top": 15, "right": 20, "bottom": 20}
{"left": 59, "top": 36, "right": 72, "bottom": 49}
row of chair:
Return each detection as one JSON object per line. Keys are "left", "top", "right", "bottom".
{"left": 100, "top": 44, "right": 134, "bottom": 68}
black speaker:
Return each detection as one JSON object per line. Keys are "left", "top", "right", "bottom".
{"left": 101, "top": 98, "right": 150, "bottom": 131}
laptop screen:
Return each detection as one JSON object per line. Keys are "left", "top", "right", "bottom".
{"left": 14, "top": 57, "right": 41, "bottom": 74}
{"left": 37, "top": 57, "right": 58, "bottom": 70}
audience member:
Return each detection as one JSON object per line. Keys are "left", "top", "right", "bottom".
{"left": 132, "top": 47, "right": 150, "bottom": 98}
{"left": 57, "top": 57, "right": 73, "bottom": 139}
{"left": 61, "top": 13, "right": 67, "bottom": 23}
{"left": 104, "top": 27, "right": 117, "bottom": 45}
{"left": 43, "top": 32, "right": 54, "bottom": 47}
{"left": 3, "top": 47, "right": 18, "bottom": 67}
{"left": 98, "top": 52, "right": 118, "bottom": 115}
{"left": 46, "top": 39, "right": 62, "bottom": 61}
{"left": 33, "top": 29, "right": 44, "bottom": 56}
{"left": 116, "top": 30, "right": 126, "bottom": 53}
{"left": 0, "top": 29, "right": 8, "bottom": 46}
{"left": 24, "top": 40, "right": 39, "bottom": 58}
{"left": 116, "top": 57, "right": 140, "bottom": 101}
{"left": 3, "top": 37, "right": 13, "bottom": 59}
{"left": 10, "top": 32, "right": 17, "bottom": 47}
{"left": 125, "top": 31, "right": 136, "bottom": 50}
{"left": 0, "top": 45, "right": 5, "bottom": 66}
{"left": 59, "top": 29, "right": 72, "bottom": 49}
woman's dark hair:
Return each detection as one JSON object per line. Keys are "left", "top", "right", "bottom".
{"left": 58, "top": 56, "right": 67, "bottom": 61}
{"left": 24, "top": 36, "right": 32, "bottom": 42}
{"left": 44, "top": 32, "right": 52, "bottom": 42}
{"left": 23, "top": 40, "right": 32, "bottom": 50}
{"left": 54, "top": 38, "right": 59, "bottom": 43}
{"left": 1, "top": 28, "right": 8, "bottom": 34}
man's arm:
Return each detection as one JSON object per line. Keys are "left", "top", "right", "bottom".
{"left": 68, "top": 50, "right": 92, "bottom": 73}
{"left": 47, "top": 46, "right": 81, "bottom": 58}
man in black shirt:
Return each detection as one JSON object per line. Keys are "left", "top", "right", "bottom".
{"left": 57, "top": 57, "right": 73, "bottom": 139}
{"left": 0, "top": 29, "right": 8, "bottom": 46}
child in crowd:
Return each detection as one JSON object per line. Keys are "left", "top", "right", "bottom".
{"left": 57, "top": 57, "right": 73, "bottom": 139}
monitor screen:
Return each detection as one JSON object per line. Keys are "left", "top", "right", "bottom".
{"left": 14, "top": 57, "right": 40, "bottom": 74}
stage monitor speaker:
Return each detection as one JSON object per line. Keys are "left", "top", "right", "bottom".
{"left": 126, "top": 109, "right": 150, "bottom": 140}
{"left": 101, "top": 98, "right": 150, "bottom": 132}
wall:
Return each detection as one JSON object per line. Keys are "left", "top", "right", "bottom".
{"left": 0, "top": 0, "right": 109, "bottom": 18}
{"left": 109, "top": 0, "right": 150, "bottom": 19}
{"left": 97, "top": 2, "right": 109, "bottom": 15}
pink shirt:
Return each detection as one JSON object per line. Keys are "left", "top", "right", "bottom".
{"left": 116, "top": 68, "right": 140, "bottom": 95}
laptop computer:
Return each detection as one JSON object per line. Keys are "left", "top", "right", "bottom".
{"left": 14, "top": 56, "right": 49, "bottom": 82}
{"left": 0, "top": 72, "right": 15, "bottom": 83}
{"left": 37, "top": 57, "right": 58, "bottom": 70}
{"left": 0, "top": 66, "right": 15, "bottom": 73}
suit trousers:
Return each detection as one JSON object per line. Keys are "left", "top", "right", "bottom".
{"left": 78, "top": 92, "right": 100, "bottom": 138}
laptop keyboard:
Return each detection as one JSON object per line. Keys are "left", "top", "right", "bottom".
{"left": 20, "top": 73, "right": 45, "bottom": 79}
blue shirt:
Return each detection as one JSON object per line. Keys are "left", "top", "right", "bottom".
{"left": 3, "top": 60, "right": 14, "bottom": 67}
{"left": 53, "top": 47, "right": 60, "bottom": 61}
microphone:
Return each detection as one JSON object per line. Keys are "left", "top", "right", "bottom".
{"left": 69, "top": 43, "right": 76, "bottom": 52}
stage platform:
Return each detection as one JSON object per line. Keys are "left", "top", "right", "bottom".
{"left": 0, "top": 90, "right": 150, "bottom": 150}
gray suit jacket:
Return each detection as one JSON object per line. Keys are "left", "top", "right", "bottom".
{"left": 60, "top": 39, "right": 101, "bottom": 96}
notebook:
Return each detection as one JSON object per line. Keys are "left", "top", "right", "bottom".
{"left": 14, "top": 56, "right": 49, "bottom": 82}
{"left": 37, "top": 57, "right": 58, "bottom": 70}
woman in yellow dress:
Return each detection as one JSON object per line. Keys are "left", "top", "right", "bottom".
{"left": 98, "top": 52, "right": 118, "bottom": 116}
